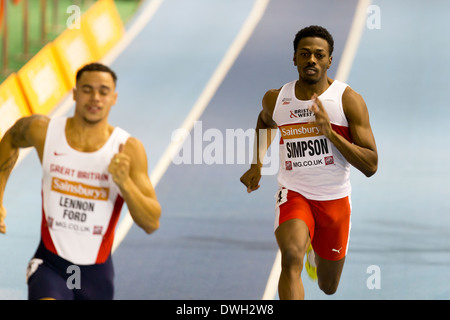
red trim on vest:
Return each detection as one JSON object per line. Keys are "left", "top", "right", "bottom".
{"left": 41, "top": 189, "right": 58, "bottom": 255}
{"left": 331, "top": 123, "right": 352, "bottom": 143}
{"left": 95, "top": 195, "right": 124, "bottom": 264}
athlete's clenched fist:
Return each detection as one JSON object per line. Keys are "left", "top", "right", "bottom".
{"left": 108, "top": 143, "right": 131, "bottom": 187}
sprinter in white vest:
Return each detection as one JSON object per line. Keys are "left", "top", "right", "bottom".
{"left": 0, "top": 63, "right": 161, "bottom": 300}
{"left": 240, "top": 26, "right": 378, "bottom": 300}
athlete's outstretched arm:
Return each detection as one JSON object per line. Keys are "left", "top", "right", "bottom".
{"left": 240, "top": 89, "right": 279, "bottom": 193}
{"left": 0, "top": 115, "right": 49, "bottom": 233}
{"left": 310, "top": 88, "right": 378, "bottom": 177}
{"left": 0, "top": 130, "right": 19, "bottom": 234}
{"left": 108, "top": 137, "right": 161, "bottom": 234}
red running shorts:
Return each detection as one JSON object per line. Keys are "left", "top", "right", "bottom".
{"left": 274, "top": 188, "right": 351, "bottom": 261}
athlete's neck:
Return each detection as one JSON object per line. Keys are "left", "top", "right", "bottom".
{"left": 295, "top": 77, "right": 333, "bottom": 100}
{"left": 65, "top": 117, "right": 114, "bottom": 152}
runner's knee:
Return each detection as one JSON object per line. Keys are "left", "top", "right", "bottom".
{"left": 280, "top": 247, "right": 304, "bottom": 271}
{"left": 318, "top": 279, "right": 339, "bottom": 295}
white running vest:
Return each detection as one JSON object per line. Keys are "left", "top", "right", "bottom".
{"left": 272, "top": 80, "right": 352, "bottom": 200}
{"left": 41, "top": 117, "right": 130, "bottom": 265}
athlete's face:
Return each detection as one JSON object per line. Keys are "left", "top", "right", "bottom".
{"left": 73, "top": 71, "right": 117, "bottom": 125}
{"left": 293, "top": 37, "right": 332, "bottom": 84}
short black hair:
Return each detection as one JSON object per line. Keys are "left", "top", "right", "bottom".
{"left": 293, "top": 25, "right": 334, "bottom": 56}
{"left": 76, "top": 62, "right": 117, "bottom": 85}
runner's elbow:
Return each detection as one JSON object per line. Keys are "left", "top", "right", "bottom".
{"left": 142, "top": 207, "right": 161, "bottom": 234}
{"left": 363, "top": 163, "right": 377, "bottom": 177}
{"left": 143, "top": 222, "right": 159, "bottom": 234}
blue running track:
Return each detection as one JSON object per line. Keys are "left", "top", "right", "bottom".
{"left": 1, "top": 0, "right": 450, "bottom": 300}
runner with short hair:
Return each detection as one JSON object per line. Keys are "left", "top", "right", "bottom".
{"left": 0, "top": 62, "right": 161, "bottom": 300}
{"left": 240, "top": 25, "right": 378, "bottom": 300}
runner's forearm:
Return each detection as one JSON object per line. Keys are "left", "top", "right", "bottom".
{"left": 252, "top": 112, "right": 277, "bottom": 168}
{"left": 118, "top": 178, "right": 161, "bottom": 234}
{"left": 327, "top": 130, "right": 377, "bottom": 177}
{"left": 0, "top": 131, "right": 20, "bottom": 204}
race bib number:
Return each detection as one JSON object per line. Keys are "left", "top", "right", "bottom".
{"left": 275, "top": 188, "right": 288, "bottom": 208}
{"left": 279, "top": 123, "right": 334, "bottom": 170}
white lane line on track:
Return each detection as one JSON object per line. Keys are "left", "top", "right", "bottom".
{"left": 335, "top": 0, "right": 372, "bottom": 82}
{"left": 102, "top": 0, "right": 165, "bottom": 66}
{"left": 261, "top": 0, "right": 372, "bottom": 300}
{"left": 112, "top": 0, "right": 271, "bottom": 252}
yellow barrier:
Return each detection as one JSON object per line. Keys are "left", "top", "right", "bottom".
{"left": 0, "top": 73, "right": 31, "bottom": 139}
{"left": 81, "top": 0, "right": 124, "bottom": 61}
{"left": 1, "top": 0, "right": 124, "bottom": 130}
{"left": 17, "top": 43, "right": 71, "bottom": 115}
{"left": 53, "top": 0, "right": 124, "bottom": 89}
{"left": 53, "top": 27, "right": 98, "bottom": 89}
